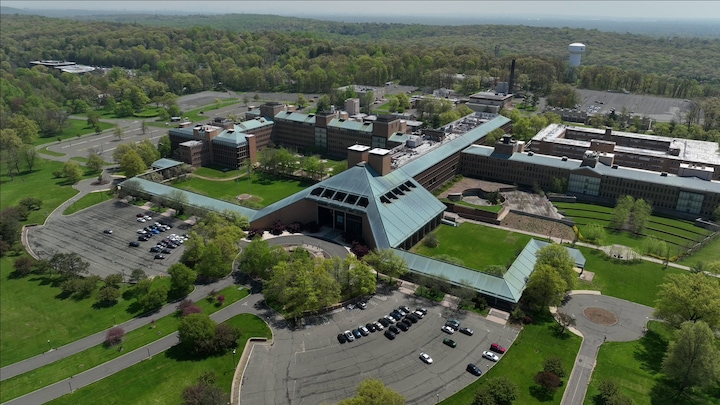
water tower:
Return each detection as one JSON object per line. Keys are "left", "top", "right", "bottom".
{"left": 568, "top": 43, "right": 586, "bottom": 67}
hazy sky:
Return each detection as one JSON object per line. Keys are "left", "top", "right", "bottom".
{"left": 4, "top": 1, "right": 720, "bottom": 20}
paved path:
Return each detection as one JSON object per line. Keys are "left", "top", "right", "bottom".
{"left": 3, "top": 291, "right": 265, "bottom": 405}
{"left": 558, "top": 293, "right": 654, "bottom": 405}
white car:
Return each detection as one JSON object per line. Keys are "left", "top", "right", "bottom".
{"left": 137, "top": 217, "right": 146, "bottom": 222}
{"left": 441, "top": 325, "right": 455, "bottom": 334}
{"left": 419, "top": 352, "right": 433, "bottom": 364}
{"left": 374, "top": 322, "right": 384, "bottom": 331}
{"left": 136, "top": 229, "right": 147, "bottom": 234}
{"left": 482, "top": 351, "right": 499, "bottom": 362}
{"left": 344, "top": 330, "right": 355, "bottom": 342}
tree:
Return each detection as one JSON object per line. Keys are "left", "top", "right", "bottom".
{"left": 129, "top": 268, "right": 147, "bottom": 283}
{"left": 178, "top": 313, "right": 217, "bottom": 353}
{"left": 18, "top": 197, "right": 42, "bottom": 212}
{"left": 136, "top": 139, "right": 160, "bottom": 166}
{"left": 296, "top": 94, "right": 308, "bottom": 108}
{"left": 138, "top": 284, "right": 169, "bottom": 311}
{"left": 546, "top": 83, "right": 579, "bottom": 108}
{"left": 239, "top": 238, "right": 285, "bottom": 279}
{"left": 337, "top": 378, "right": 405, "bottom": 405}
{"left": 157, "top": 135, "right": 172, "bottom": 158}
{"left": 86, "top": 110, "right": 100, "bottom": 129}
{"left": 7, "top": 114, "right": 40, "bottom": 144}
{"left": 630, "top": 198, "right": 652, "bottom": 234}
{"left": 21, "top": 145, "right": 39, "bottom": 171}
{"left": 523, "top": 264, "right": 567, "bottom": 309}
{"left": 86, "top": 151, "right": 105, "bottom": 173}
{"left": 104, "top": 273, "right": 123, "bottom": 287}
{"left": 13, "top": 256, "right": 36, "bottom": 277}
{"left": 534, "top": 370, "right": 561, "bottom": 392}
{"left": 112, "top": 143, "right": 137, "bottom": 164}
{"left": 120, "top": 149, "right": 146, "bottom": 178}
{"left": 346, "top": 256, "right": 377, "bottom": 297}
{"left": 473, "top": 376, "right": 519, "bottom": 405}
{"left": 610, "top": 195, "right": 634, "bottom": 230}
{"left": 363, "top": 249, "right": 408, "bottom": 283}
{"left": 168, "top": 263, "right": 196, "bottom": 297}
{"left": 582, "top": 223, "right": 606, "bottom": 246}
{"left": 555, "top": 312, "right": 576, "bottom": 335}
{"left": 485, "top": 128, "right": 506, "bottom": 145}
{"left": 105, "top": 327, "right": 125, "bottom": 346}
{"left": 182, "top": 372, "right": 229, "bottom": 405}
{"left": 315, "top": 94, "right": 331, "bottom": 113}
{"left": 535, "top": 243, "right": 576, "bottom": 291}
{"left": 195, "top": 242, "right": 229, "bottom": 281}
{"left": 62, "top": 161, "right": 83, "bottom": 184}
{"left": 97, "top": 286, "right": 120, "bottom": 305}
{"left": 114, "top": 124, "right": 124, "bottom": 140}
{"left": 543, "top": 356, "right": 567, "bottom": 378}
{"left": 596, "top": 379, "right": 633, "bottom": 405}
{"left": 654, "top": 273, "right": 720, "bottom": 328}
{"left": 661, "top": 321, "right": 720, "bottom": 393}
{"left": 49, "top": 252, "right": 89, "bottom": 278}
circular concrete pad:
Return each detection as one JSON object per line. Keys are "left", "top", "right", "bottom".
{"left": 583, "top": 307, "right": 618, "bottom": 326}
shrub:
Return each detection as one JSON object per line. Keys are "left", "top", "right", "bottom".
{"left": 105, "top": 327, "right": 125, "bottom": 346}
{"left": 247, "top": 228, "right": 265, "bottom": 239}
{"left": 216, "top": 295, "right": 225, "bottom": 306}
{"left": 423, "top": 232, "right": 439, "bottom": 248}
{"left": 351, "top": 241, "right": 370, "bottom": 259}
{"left": 534, "top": 371, "right": 561, "bottom": 392}
{"left": 509, "top": 307, "right": 526, "bottom": 324}
{"left": 178, "top": 299, "right": 203, "bottom": 317}
{"left": 543, "top": 356, "right": 566, "bottom": 378}
{"left": 270, "top": 220, "right": 285, "bottom": 235}
{"left": 287, "top": 221, "right": 303, "bottom": 234}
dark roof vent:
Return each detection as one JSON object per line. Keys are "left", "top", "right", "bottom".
{"left": 661, "top": 172, "right": 668, "bottom": 177}
{"left": 611, "top": 164, "right": 619, "bottom": 169}
{"left": 561, "top": 156, "right": 568, "bottom": 161}
{"left": 527, "top": 151, "right": 534, "bottom": 156}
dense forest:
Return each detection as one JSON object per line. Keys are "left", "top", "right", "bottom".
{"left": 1, "top": 13, "right": 720, "bottom": 142}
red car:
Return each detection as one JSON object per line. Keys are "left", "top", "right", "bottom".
{"left": 490, "top": 343, "right": 506, "bottom": 354}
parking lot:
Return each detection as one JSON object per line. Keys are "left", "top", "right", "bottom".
{"left": 576, "top": 89, "right": 687, "bottom": 122}
{"left": 26, "top": 200, "right": 188, "bottom": 279}
{"left": 241, "top": 290, "right": 519, "bottom": 404}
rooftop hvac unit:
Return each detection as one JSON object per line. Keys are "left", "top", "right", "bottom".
{"left": 527, "top": 152, "right": 534, "bottom": 156}
{"left": 611, "top": 164, "right": 619, "bottom": 169}
{"left": 561, "top": 156, "right": 568, "bottom": 161}
{"left": 661, "top": 172, "right": 668, "bottom": 177}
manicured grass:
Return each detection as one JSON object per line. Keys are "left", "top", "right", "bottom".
{"left": 33, "top": 119, "right": 114, "bottom": 146}
{"left": 442, "top": 198, "right": 504, "bottom": 213}
{"left": 442, "top": 311, "right": 581, "bottom": 405}
{"left": 0, "top": 260, "right": 147, "bottom": 367}
{"left": 0, "top": 286, "right": 249, "bottom": 402}
{"left": 575, "top": 247, "right": 685, "bottom": 307}
{"left": 680, "top": 235, "right": 720, "bottom": 268}
{"left": 62, "top": 190, "right": 114, "bottom": 215}
{"left": 39, "top": 147, "right": 66, "bottom": 157}
{"left": 45, "top": 314, "right": 271, "bottom": 405}
{"left": 583, "top": 321, "right": 675, "bottom": 405}
{"left": 193, "top": 166, "right": 244, "bottom": 179}
{"left": 412, "top": 222, "right": 533, "bottom": 271}
{"left": 0, "top": 158, "right": 82, "bottom": 225}
{"left": 174, "top": 172, "right": 314, "bottom": 207}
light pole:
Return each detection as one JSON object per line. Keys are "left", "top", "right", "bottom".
{"left": 47, "top": 340, "right": 51, "bottom": 350}
{"left": 436, "top": 393, "right": 439, "bottom": 403}
{"left": 232, "top": 349, "right": 236, "bottom": 368}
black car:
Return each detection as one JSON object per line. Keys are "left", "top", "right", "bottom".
{"left": 352, "top": 329, "right": 362, "bottom": 339}
{"left": 366, "top": 323, "right": 376, "bottom": 332}
{"left": 138, "top": 235, "right": 149, "bottom": 241}
{"left": 467, "top": 363, "right": 483, "bottom": 376}
{"left": 400, "top": 318, "right": 412, "bottom": 328}
{"left": 337, "top": 333, "right": 347, "bottom": 344}
{"left": 378, "top": 317, "right": 391, "bottom": 327}
{"left": 384, "top": 330, "right": 396, "bottom": 340}
{"left": 446, "top": 319, "right": 461, "bottom": 329}
{"left": 390, "top": 311, "right": 403, "bottom": 321}
{"left": 396, "top": 321, "right": 409, "bottom": 332}
{"left": 389, "top": 325, "right": 400, "bottom": 334}
{"left": 150, "top": 246, "right": 162, "bottom": 253}
{"left": 154, "top": 254, "right": 165, "bottom": 260}
{"left": 161, "top": 248, "right": 172, "bottom": 254}
{"left": 406, "top": 313, "right": 418, "bottom": 323}
{"left": 128, "top": 241, "right": 140, "bottom": 247}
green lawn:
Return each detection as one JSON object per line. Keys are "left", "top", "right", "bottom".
{"left": 442, "top": 198, "right": 504, "bottom": 213}
{"left": 34, "top": 119, "right": 114, "bottom": 146}
{"left": 0, "top": 286, "right": 248, "bottom": 402}
{"left": 193, "top": 165, "right": 245, "bottom": 179}
{"left": 46, "top": 314, "right": 271, "bottom": 405}
{"left": 39, "top": 146, "right": 65, "bottom": 157}
{"left": 412, "top": 222, "right": 533, "bottom": 271}
{"left": 583, "top": 321, "right": 675, "bottom": 405}
{"left": 680, "top": 236, "right": 720, "bottom": 268}
{"left": 575, "top": 247, "right": 685, "bottom": 307}
{"left": 0, "top": 158, "right": 83, "bottom": 225}
{"left": 442, "top": 311, "right": 581, "bottom": 405}
{"left": 174, "top": 172, "right": 314, "bottom": 207}
{"left": 62, "top": 190, "right": 115, "bottom": 215}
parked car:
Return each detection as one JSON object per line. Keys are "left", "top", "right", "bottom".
{"left": 366, "top": 323, "right": 376, "bottom": 332}
{"left": 389, "top": 325, "right": 400, "bottom": 334}
{"left": 419, "top": 352, "right": 433, "bottom": 364}
{"left": 154, "top": 254, "right": 166, "bottom": 260}
{"left": 359, "top": 325, "right": 370, "bottom": 336}
{"left": 443, "top": 338, "right": 457, "bottom": 348}
{"left": 138, "top": 235, "right": 149, "bottom": 241}
{"left": 136, "top": 213, "right": 145, "bottom": 218}
{"left": 396, "top": 322, "right": 409, "bottom": 332}
{"left": 352, "top": 329, "right": 362, "bottom": 339}
{"left": 399, "top": 306, "right": 410, "bottom": 314}
{"left": 103, "top": 229, "right": 113, "bottom": 234}
{"left": 459, "top": 327, "right": 474, "bottom": 336}
{"left": 413, "top": 310, "right": 425, "bottom": 318}
{"left": 396, "top": 307, "right": 407, "bottom": 316}
{"left": 137, "top": 229, "right": 147, "bottom": 234}
{"left": 374, "top": 322, "right": 384, "bottom": 331}
{"left": 441, "top": 325, "right": 455, "bottom": 334}
{"left": 390, "top": 311, "right": 403, "bottom": 321}
{"left": 337, "top": 333, "right": 347, "bottom": 344}
{"left": 378, "top": 318, "right": 390, "bottom": 327}
{"left": 150, "top": 246, "right": 162, "bottom": 253}
{"left": 406, "top": 313, "right": 418, "bottom": 323}
{"left": 416, "top": 307, "right": 428, "bottom": 315}
{"left": 400, "top": 319, "right": 412, "bottom": 328}
{"left": 357, "top": 301, "right": 367, "bottom": 310}
{"left": 344, "top": 330, "right": 355, "bottom": 342}
{"left": 161, "top": 248, "right": 172, "bottom": 254}
{"left": 137, "top": 217, "right": 146, "bottom": 223}
{"left": 384, "top": 330, "right": 396, "bottom": 340}
{"left": 446, "top": 319, "right": 460, "bottom": 329}
{"left": 490, "top": 343, "right": 506, "bottom": 354}
{"left": 482, "top": 351, "right": 499, "bottom": 362}
{"left": 129, "top": 241, "right": 140, "bottom": 247}
{"left": 384, "top": 315, "right": 397, "bottom": 324}
{"left": 467, "top": 363, "right": 483, "bottom": 376}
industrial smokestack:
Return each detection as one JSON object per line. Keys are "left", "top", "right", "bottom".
{"left": 508, "top": 59, "right": 516, "bottom": 96}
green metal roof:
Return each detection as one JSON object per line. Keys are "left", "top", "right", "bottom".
{"left": 236, "top": 118, "right": 273, "bottom": 131}
{"left": 394, "top": 238, "right": 584, "bottom": 304}
{"left": 273, "top": 111, "right": 317, "bottom": 124}
{"left": 118, "top": 178, "right": 258, "bottom": 220}
{"left": 327, "top": 119, "right": 374, "bottom": 133}
{"left": 151, "top": 158, "right": 183, "bottom": 170}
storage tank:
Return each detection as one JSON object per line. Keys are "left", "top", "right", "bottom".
{"left": 568, "top": 43, "right": 586, "bottom": 67}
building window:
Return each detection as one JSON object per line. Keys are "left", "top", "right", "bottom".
{"left": 568, "top": 173, "right": 600, "bottom": 196}
{"left": 676, "top": 191, "right": 704, "bottom": 214}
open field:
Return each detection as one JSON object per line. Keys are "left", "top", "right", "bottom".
{"left": 173, "top": 172, "right": 314, "bottom": 207}
{"left": 576, "top": 247, "right": 685, "bottom": 307}
{"left": 34, "top": 119, "right": 115, "bottom": 146}
{"left": 62, "top": 190, "right": 114, "bottom": 215}
{"left": 412, "top": 222, "right": 533, "bottom": 271}
{"left": 45, "top": 314, "right": 271, "bottom": 405}
{"left": 193, "top": 166, "right": 244, "bottom": 179}
{"left": 0, "top": 286, "right": 248, "bottom": 402}
{"left": 680, "top": 236, "right": 720, "bottom": 268}
{"left": 442, "top": 311, "right": 581, "bottom": 405}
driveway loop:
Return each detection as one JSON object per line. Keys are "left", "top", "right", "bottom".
{"left": 582, "top": 307, "right": 618, "bottom": 326}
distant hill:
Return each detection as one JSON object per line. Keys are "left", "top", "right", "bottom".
{"left": 1, "top": 7, "right": 719, "bottom": 38}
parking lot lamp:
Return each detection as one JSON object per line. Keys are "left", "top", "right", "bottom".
{"left": 47, "top": 340, "right": 51, "bottom": 350}
{"left": 232, "top": 349, "right": 237, "bottom": 368}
